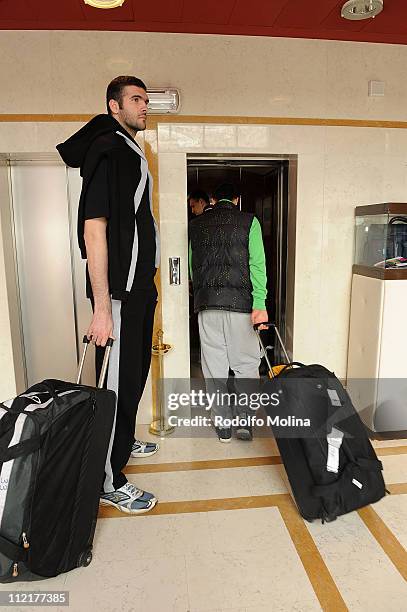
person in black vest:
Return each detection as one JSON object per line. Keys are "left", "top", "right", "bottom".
{"left": 189, "top": 183, "right": 268, "bottom": 442}
{"left": 57, "top": 76, "right": 159, "bottom": 514}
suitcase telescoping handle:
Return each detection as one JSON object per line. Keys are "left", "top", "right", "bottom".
{"left": 76, "top": 336, "right": 114, "bottom": 389}
{"left": 253, "top": 322, "right": 290, "bottom": 378}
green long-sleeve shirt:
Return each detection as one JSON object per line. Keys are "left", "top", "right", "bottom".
{"left": 189, "top": 216, "right": 267, "bottom": 310}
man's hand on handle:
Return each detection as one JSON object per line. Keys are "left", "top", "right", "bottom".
{"left": 87, "top": 307, "right": 115, "bottom": 347}
{"left": 251, "top": 309, "right": 268, "bottom": 331}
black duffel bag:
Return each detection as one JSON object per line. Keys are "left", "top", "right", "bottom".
{"left": 0, "top": 337, "right": 116, "bottom": 582}
{"left": 255, "top": 324, "right": 386, "bottom": 523}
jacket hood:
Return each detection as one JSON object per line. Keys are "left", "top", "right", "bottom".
{"left": 56, "top": 114, "right": 130, "bottom": 169}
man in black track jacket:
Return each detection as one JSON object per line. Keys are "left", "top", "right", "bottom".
{"left": 57, "top": 76, "right": 159, "bottom": 515}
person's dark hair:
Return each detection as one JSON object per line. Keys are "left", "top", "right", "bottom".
{"left": 106, "top": 75, "right": 147, "bottom": 115}
{"left": 188, "top": 189, "right": 210, "bottom": 205}
{"left": 214, "top": 183, "right": 239, "bottom": 202}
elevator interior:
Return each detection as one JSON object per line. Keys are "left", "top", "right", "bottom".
{"left": 187, "top": 156, "right": 295, "bottom": 376}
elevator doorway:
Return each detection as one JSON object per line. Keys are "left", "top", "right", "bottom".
{"left": 187, "top": 156, "right": 295, "bottom": 376}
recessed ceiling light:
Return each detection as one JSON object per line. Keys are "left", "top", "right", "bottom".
{"left": 341, "top": 0, "right": 383, "bottom": 20}
{"left": 84, "top": 0, "right": 125, "bottom": 9}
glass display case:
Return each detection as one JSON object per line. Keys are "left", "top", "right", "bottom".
{"left": 349, "top": 203, "right": 407, "bottom": 432}
{"left": 354, "top": 203, "right": 407, "bottom": 277}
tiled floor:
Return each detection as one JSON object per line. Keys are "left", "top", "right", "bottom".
{"left": 307, "top": 512, "right": 407, "bottom": 611}
{"left": 1, "top": 427, "right": 406, "bottom": 612}
{"left": 129, "top": 424, "right": 281, "bottom": 463}
{"left": 373, "top": 494, "right": 407, "bottom": 550}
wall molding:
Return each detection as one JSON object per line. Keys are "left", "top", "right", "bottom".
{"left": 2, "top": 114, "right": 407, "bottom": 129}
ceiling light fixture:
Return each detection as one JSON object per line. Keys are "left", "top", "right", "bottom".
{"left": 84, "top": 0, "right": 125, "bottom": 9}
{"left": 341, "top": 0, "right": 383, "bottom": 20}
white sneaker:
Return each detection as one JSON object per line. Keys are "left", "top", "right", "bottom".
{"left": 130, "top": 439, "right": 159, "bottom": 458}
{"left": 100, "top": 482, "right": 157, "bottom": 514}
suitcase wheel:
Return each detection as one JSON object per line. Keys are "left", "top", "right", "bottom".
{"left": 78, "top": 548, "right": 93, "bottom": 568}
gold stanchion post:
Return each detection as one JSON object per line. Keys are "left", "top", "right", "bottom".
{"left": 149, "top": 329, "right": 175, "bottom": 436}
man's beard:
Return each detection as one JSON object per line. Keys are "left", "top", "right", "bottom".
{"left": 121, "top": 111, "right": 146, "bottom": 133}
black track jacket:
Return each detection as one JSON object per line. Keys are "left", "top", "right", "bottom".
{"left": 56, "top": 114, "right": 160, "bottom": 301}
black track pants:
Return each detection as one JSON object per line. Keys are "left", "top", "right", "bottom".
{"left": 93, "top": 288, "right": 157, "bottom": 491}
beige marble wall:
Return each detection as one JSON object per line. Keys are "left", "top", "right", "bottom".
{"left": 0, "top": 31, "right": 407, "bottom": 119}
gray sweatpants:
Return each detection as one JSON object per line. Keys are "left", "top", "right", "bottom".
{"left": 198, "top": 310, "right": 261, "bottom": 427}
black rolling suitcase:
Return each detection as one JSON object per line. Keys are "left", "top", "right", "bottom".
{"left": 254, "top": 323, "right": 386, "bottom": 523}
{"left": 0, "top": 336, "right": 116, "bottom": 582}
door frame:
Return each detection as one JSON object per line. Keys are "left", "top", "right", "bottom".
{"left": 156, "top": 139, "right": 297, "bottom": 380}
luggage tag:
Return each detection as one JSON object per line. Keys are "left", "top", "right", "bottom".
{"left": 326, "top": 427, "right": 344, "bottom": 473}
{"left": 327, "top": 389, "right": 341, "bottom": 407}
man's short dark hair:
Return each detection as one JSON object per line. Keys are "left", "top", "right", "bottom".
{"left": 188, "top": 189, "right": 210, "bottom": 205}
{"left": 214, "top": 183, "right": 240, "bottom": 202}
{"left": 106, "top": 76, "right": 147, "bottom": 115}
